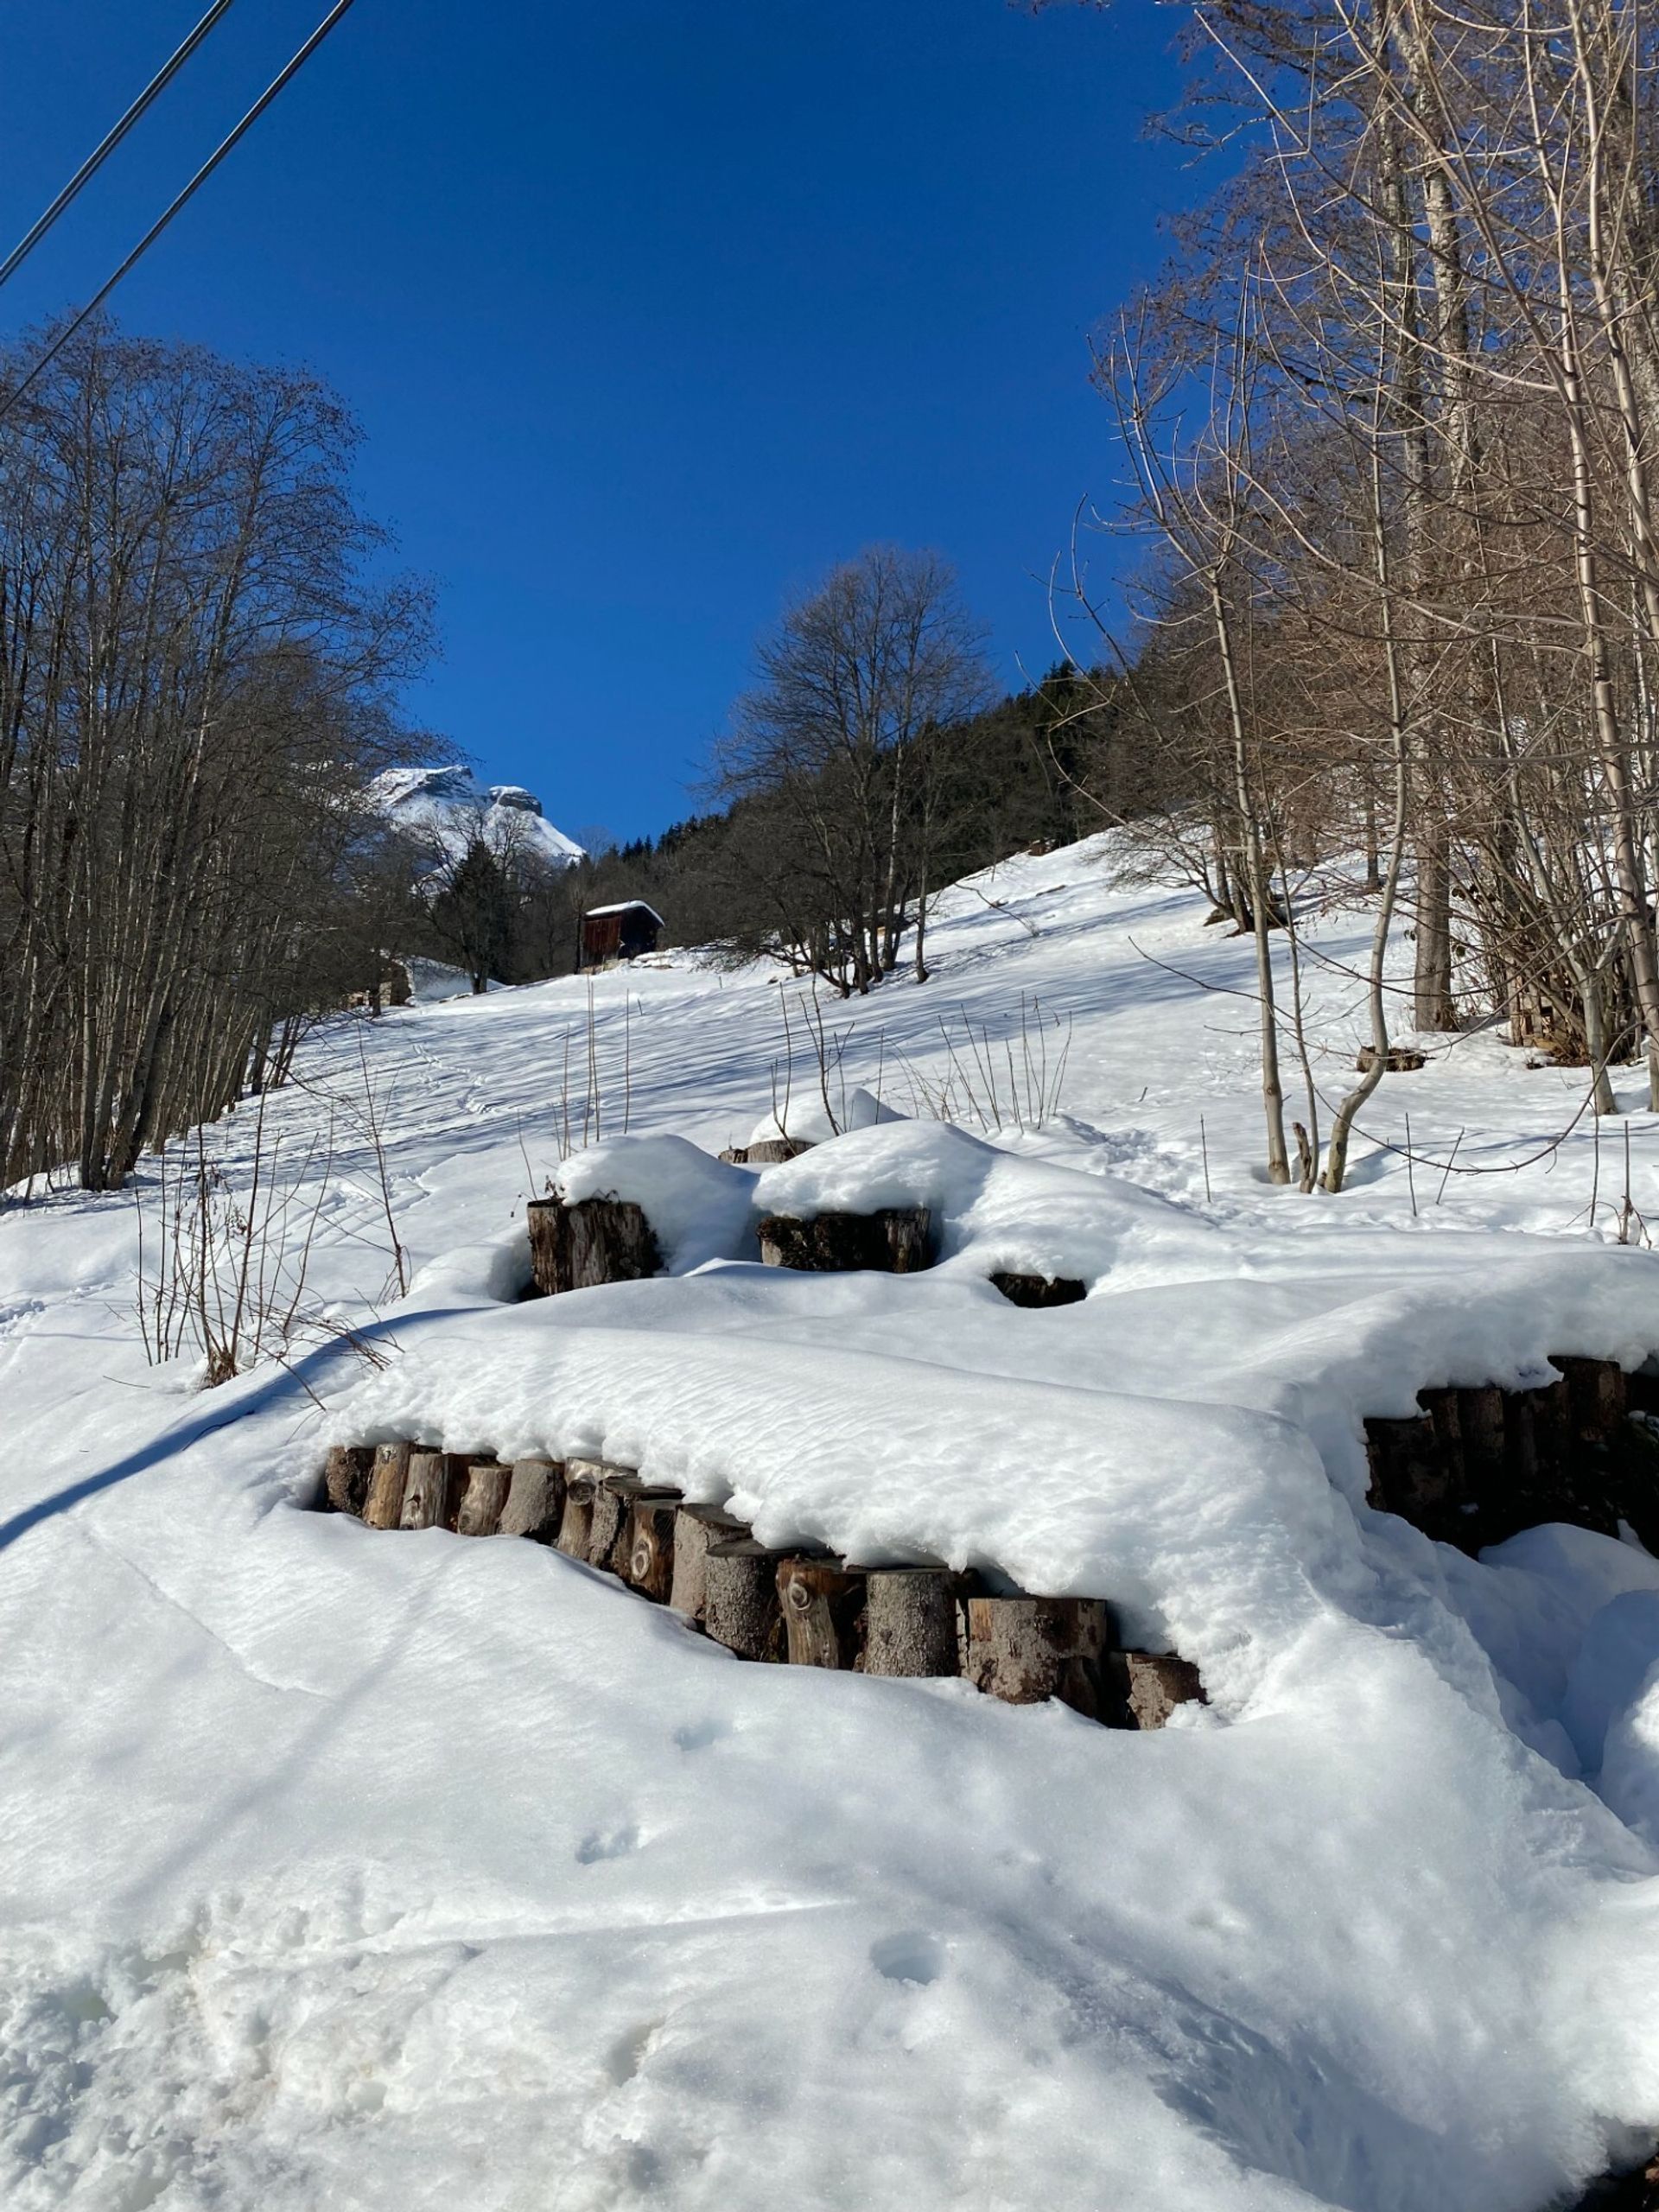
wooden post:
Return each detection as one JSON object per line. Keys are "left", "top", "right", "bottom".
{"left": 778, "top": 1557, "right": 864, "bottom": 1669}
{"left": 756, "top": 1207, "right": 933, "bottom": 1274}
{"left": 668, "top": 1503, "right": 749, "bottom": 1620}
{"left": 861, "top": 1567, "right": 962, "bottom": 1677}
{"left": 363, "top": 1441, "right": 411, "bottom": 1530}
{"left": 1103, "top": 1650, "right": 1206, "bottom": 1730}
{"left": 323, "top": 1446, "right": 372, "bottom": 1516}
{"left": 627, "top": 1493, "right": 682, "bottom": 1600}
{"left": 526, "top": 1196, "right": 662, "bottom": 1296}
{"left": 399, "top": 1448, "right": 449, "bottom": 1531}
{"left": 456, "top": 1459, "right": 512, "bottom": 1537}
{"left": 988, "top": 1273, "right": 1086, "bottom": 1309}
{"left": 704, "top": 1537, "right": 788, "bottom": 1660}
{"left": 964, "top": 1594, "right": 1115, "bottom": 1719}
{"left": 497, "top": 1458, "right": 566, "bottom": 1541}
{"left": 556, "top": 1472, "right": 598, "bottom": 1558}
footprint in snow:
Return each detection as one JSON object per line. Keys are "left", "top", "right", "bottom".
{"left": 869, "top": 1930, "right": 944, "bottom": 1986}
{"left": 575, "top": 1823, "right": 639, "bottom": 1864}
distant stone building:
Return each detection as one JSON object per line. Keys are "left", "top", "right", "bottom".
{"left": 580, "top": 900, "right": 664, "bottom": 969}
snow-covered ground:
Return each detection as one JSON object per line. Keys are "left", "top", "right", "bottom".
{"left": 5, "top": 836, "right": 1659, "bottom": 2211}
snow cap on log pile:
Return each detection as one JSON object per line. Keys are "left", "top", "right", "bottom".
{"left": 553, "top": 1135, "right": 757, "bottom": 1273}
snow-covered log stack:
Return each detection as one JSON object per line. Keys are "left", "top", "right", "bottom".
{"left": 1364, "top": 1354, "right": 1658, "bottom": 1553}
{"left": 756, "top": 1207, "right": 933, "bottom": 1274}
{"left": 314, "top": 1443, "right": 1203, "bottom": 1728}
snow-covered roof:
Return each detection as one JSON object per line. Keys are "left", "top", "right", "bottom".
{"left": 584, "top": 900, "right": 664, "bottom": 925}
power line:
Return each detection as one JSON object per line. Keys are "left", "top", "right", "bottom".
{"left": 0, "top": 0, "right": 361, "bottom": 429}
{"left": 0, "top": 0, "right": 240, "bottom": 296}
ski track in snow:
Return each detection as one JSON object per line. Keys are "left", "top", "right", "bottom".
{"left": 5, "top": 836, "right": 1659, "bottom": 2208}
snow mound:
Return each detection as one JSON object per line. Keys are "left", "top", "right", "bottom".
{"left": 372, "top": 763, "right": 584, "bottom": 871}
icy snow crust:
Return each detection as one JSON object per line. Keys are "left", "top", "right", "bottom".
{"left": 7, "top": 837, "right": 1659, "bottom": 2208}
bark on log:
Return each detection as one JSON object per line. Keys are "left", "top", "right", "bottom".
{"left": 587, "top": 1471, "right": 647, "bottom": 1573}
{"left": 757, "top": 1207, "right": 933, "bottom": 1274}
{"left": 526, "top": 1196, "right": 662, "bottom": 1296}
{"left": 497, "top": 1458, "right": 565, "bottom": 1541}
{"left": 778, "top": 1557, "right": 865, "bottom": 1669}
{"left": 1458, "top": 1386, "right": 1507, "bottom": 1484}
{"left": 627, "top": 1494, "right": 683, "bottom": 1600}
{"left": 719, "top": 1137, "right": 811, "bottom": 1166}
{"left": 861, "top": 1567, "right": 962, "bottom": 1677}
{"left": 964, "top": 1595, "right": 1115, "bottom": 1719}
{"left": 456, "top": 1459, "right": 512, "bottom": 1537}
{"left": 1102, "top": 1650, "right": 1206, "bottom": 1730}
{"left": 989, "top": 1273, "right": 1086, "bottom": 1310}
{"left": 668, "top": 1504, "right": 749, "bottom": 1620}
{"left": 363, "top": 1442, "right": 411, "bottom": 1530}
{"left": 556, "top": 1473, "right": 599, "bottom": 1558}
{"left": 399, "top": 1449, "right": 450, "bottom": 1531}
{"left": 323, "top": 1446, "right": 372, "bottom": 1516}
{"left": 1553, "top": 1355, "right": 1629, "bottom": 1444}
{"left": 704, "top": 1537, "right": 789, "bottom": 1660}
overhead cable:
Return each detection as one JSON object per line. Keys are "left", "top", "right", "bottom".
{"left": 0, "top": 0, "right": 360, "bottom": 429}
{"left": 0, "top": 0, "right": 241, "bottom": 294}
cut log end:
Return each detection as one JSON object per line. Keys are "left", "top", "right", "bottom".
{"left": 526, "top": 1195, "right": 663, "bottom": 1297}
{"left": 989, "top": 1272, "right": 1086, "bottom": 1310}
{"left": 965, "top": 1594, "right": 1115, "bottom": 1719}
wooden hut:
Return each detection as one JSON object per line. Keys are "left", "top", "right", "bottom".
{"left": 579, "top": 900, "right": 664, "bottom": 969}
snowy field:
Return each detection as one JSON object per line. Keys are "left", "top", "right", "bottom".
{"left": 5, "top": 836, "right": 1659, "bottom": 2210}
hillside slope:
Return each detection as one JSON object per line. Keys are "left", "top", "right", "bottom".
{"left": 2, "top": 837, "right": 1659, "bottom": 2211}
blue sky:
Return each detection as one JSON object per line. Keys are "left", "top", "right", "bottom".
{"left": 0, "top": 2, "right": 1192, "bottom": 842}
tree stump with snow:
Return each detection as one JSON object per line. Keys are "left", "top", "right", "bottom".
{"left": 363, "top": 1441, "right": 411, "bottom": 1530}
{"left": 323, "top": 1446, "right": 372, "bottom": 1516}
{"left": 668, "top": 1503, "right": 750, "bottom": 1620}
{"left": 1554, "top": 1355, "right": 1628, "bottom": 1444}
{"left": 778, "top": 1557, "right": 865, "bottom": 1669}
{"left": 859, "top": 1566, "right": 963, "bottom": 1677}
{"left": 398, "top": 1448, "right": 454, "bottom": 1531}
{"left": 1102, "top": 1650, "right": 1206, "bottom": 1730}
{"left": 704, "top": 1537, "right": 789, "bottom": 1660}
{"left": 556, "top": 1471, "right": 599, "bottom": 1557}
{"left": 497, "top": 1458, "right": 565, "bottom": 1541}
{"left": 1355, "top": 1044, "right": 1426, "bottom": 1072}
{"left": 964, "top": 1594, "right": 1115, "bottom": 1719}
{"left": 990, "top": 1273, "right": 1085, "bottom": 1309}
{"left": 526, "top": 1196, "right": 662, "bottom": 1297}
{"left": 585, "top": 1469, "right": 646, "bottom": 1572}
{"left": 456, "top": 1459, "right": 512, "bottom": 1537}
{"left": 961, "top": 1594, "right": 1109, "bottom": 1713}
{"left": 628, "top": 1494, "right": 682, "bottom": 1601}
{"left": 757, "top": 1207, "right": 933, "bottom": 1274}
{"left": 719, "top": 1137, "right": 812, "bottom": 1166}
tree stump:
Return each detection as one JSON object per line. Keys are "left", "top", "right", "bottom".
{"left": 704, "top": 1537, "right": 788, "bottom": 1660}
{"left": 556, "top": 1472, "right": 599, "bottom": 1558}
{"left": 964, "top": 1595, "right": 1116, "bottom": 1719}
{"left": 497, "top": 1458, "right": 566, "bottom": 1541}
{"left": 526, "top": 1196, "right": 662, "bottom": 1296}
{"left": 323, "top": 1446, "right": 372, "bottom": 1516}
{"left": 1553, "top": 1355, "right": 1628, "bottom": 1444}
{"left": 399, "top": 1448, "right": 450, "bottom": 1531}
{"left": 989, "top": 1273, "right": 1086, "bottom": 1309}
{"left": 456, "top": 1459, "right": 512, "bottom": 1537}
{"left": 757, "top": 1207, "right": 933, "bottom": 1274}
{"left": 1355, "top": 1044, "right": 1427, "bottom": 1072}
{"left": 668, "top": 1503, "right": 749, "bottom": 1620}
{"left": 860, "top": 1566, "right": 962, "bottom": 1677}
{"left": 363, "top": 1442, "right": 411, "bottom": 1530}
{"left": 1103, "top": 1650, "right": 1206, "bottom": 1730}
{"left": 778, "top": 1557, "right": 864, "bottom": 1668}
{"left": 719, "top": 1138, "right": 811, "bottom": 1166}
{"left": 586, "top": 1470, "right": 647, "bottom": 1572}
{"left": 628, "top": 1494, "right": 682, "bottom": 1600}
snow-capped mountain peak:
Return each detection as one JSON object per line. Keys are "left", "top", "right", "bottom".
{"left": 371, "top": 764, "right": 584, "bottom": 871}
